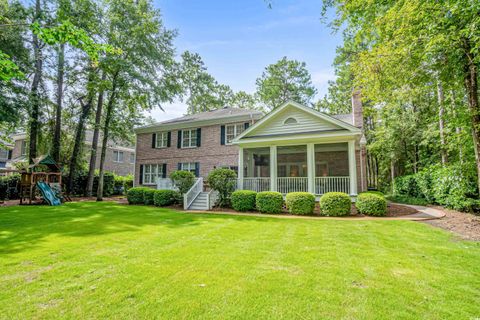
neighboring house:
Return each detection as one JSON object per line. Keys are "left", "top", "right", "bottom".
{"left": 9, "top": 131, "right": 135, "bottom": 176}
{"left": 0, "top": 142, "right": 13, "bottom": 171}
{"left": 134, "top": 93, "right": 367, "bottom": 199}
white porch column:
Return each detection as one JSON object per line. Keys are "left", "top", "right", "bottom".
{"left": 238, "top": 146, "right": 244, "bottom": 190}
{"left": 348, "top": 140, "right": 358, "bottom": 195}
{"left": 270, "top": 145, "right": 277, "bottom": 191}
{"left": 307, "top": 143, "right": 315, "bottom": 194}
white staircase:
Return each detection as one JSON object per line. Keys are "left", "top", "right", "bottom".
{"left": 188, "top": 192, "right": 210, "bottom": 210}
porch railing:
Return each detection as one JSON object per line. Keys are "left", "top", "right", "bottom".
{"left": 315, "top": 176, "right": 350, "bottom": 195}
{"left": 184, "top": 178, "right": 203, "bottom": 210}
{"left": 242, "top": 177, "right": 270, "bottom": 192}
{"left": 277, "top": 177, "right": 308, "bottom": 193}
{"left": 156, "top": 178, "right": 176, "bottom": 190}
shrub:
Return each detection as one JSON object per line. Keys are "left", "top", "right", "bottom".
{"left": 127, "top": 187, "right": 148, "bottom": 204}
{"left": 231, "top": 190, "right": 257, "bottom": 212}
{"left": 64, "top": 170, "right": 115, "bottom": 197}
{"left": 154, "top": 189, "right": 180, "bottom": 206}
{"left": 143, "top": 188, "right": 156, "bottom": 205}
{"left": 356, "top": 193, "right": 387, "bottom": 216}
{"left": 207, "top": 168, "right": 237, "bottom": 207}
{"left": 360, "top": 190, "right": 384, "bottom": 197}
{"left": 319, "top": 192, "right": 351, "bottom": 216}
{"left": 113, "top": 175, "right": 133, "bottom": 195}
{"left": 0, "top": 174, "right": 20, "bottom": 200}
{"left": 394, "top": 175, "right": 421, "bottom": 198}
{"left": 285, "top": 192, "right": 315, "bottom": 215}
{"left": 256, "top": 191, "right": 283, "bottom": 214}
{"left": 170, "top": 170, "right": 195, "bottom": 195}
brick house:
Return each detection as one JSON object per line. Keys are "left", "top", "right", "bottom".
{"left": 8, "top": 131, "right": 135, "bottom": 176}
{"left": 134, "top": 95, "right": 367, "bottom": 202}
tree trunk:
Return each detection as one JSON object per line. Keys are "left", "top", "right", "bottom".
{"left": 436, "top": 80, "right": 447, "bottom": 165}
{"left": 97, "top": 73, "right": 119, "bottom": 201}
{"left": 86, "top": 72, "right": 107, "bottom": 197}
{"left": 450, "top": 90, "right": 463, "bottom": 163}
{"left": 67, "top": 70, "right": 96, "bottom": 194}
{"left": 463, "top": 39, "right": 480, "bottom": 192}
{"left": 390, "top": 159, "right": 395, "bottom": 194}
{"left": 28, "top": 0, "right": 43, "bottom": 163}
{"left": 52, "top": 43, "right": 65, "bottom": 163}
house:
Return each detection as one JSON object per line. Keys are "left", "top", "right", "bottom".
{"left": 0, "top": 141, "right": 13, "bottom": 173}
{"left": 8, "top": 131, "right": 136, "bottom": 176}
{"left": 134, "top": 92, "right": 367, "bottom": 203}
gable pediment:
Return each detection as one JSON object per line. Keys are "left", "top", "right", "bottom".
{"left": 234, "top": 101, "right": 359, "bottom": 141}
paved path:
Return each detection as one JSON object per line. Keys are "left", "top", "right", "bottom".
{"left": 187, "top": 204, "right": 446, "bottom": 221}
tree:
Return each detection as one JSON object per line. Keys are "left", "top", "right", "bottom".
{"left": 255, "top": 56, "right": 317, "bottom": 109}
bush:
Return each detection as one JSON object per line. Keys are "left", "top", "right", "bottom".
{"left": 127, "top": 187, "right": 149, "bottom": 204}
{"left": 360, "top": 190, "right": 384, "bottom": 197}
{"left": 170, "top": 170, "right": 195, "bottom": 195}
{"left": 319, "top": 192, "right": 351, "bottom": 216}
{"left": 114, "top": 175, "right": 133, "bottom": 195}
{"left": 394, "top": 175, "right": 421, "bottom": 198}
{"left": 285, "top": 192, "right": 315, "bottom": 215}
{"left": 356, "top": 193, "right": 387, "bottom": 216}
{"left": 207, "top": 168, "right": 237, "bottom": 207}
{"left": 154, "top": 189, "right": 180, "bottom": 206}
{"left": 64, "top": 170, "right": 115, "bottom": 197}
{"left": 143, "top": 188, "right": 156, "bottom": 205}
{"left": 231, "top": 190, "right": 257, "bottom": 212}
{"left": 256, "top": 191, "right": 283, "bottom": 214}
{"left": 0, "top": 174, "right": 20, "bottom": 200}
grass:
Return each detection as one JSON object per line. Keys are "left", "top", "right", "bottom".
{"left": 386, "top": 194, "right": 430, "bottom": 206}
{"left": 1, "top": 202, "right": 479, "bottom": 319}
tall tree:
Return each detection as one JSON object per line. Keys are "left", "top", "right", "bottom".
{"left": 255, "top": 56, "right": 317, "bottom": 109}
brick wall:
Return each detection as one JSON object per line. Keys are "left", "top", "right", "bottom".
{"left": 135, "top": 124, "right": 240, "bottom": 185}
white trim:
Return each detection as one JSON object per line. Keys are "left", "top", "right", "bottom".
{"left": 232, "top": 101, "right": 360, "bottom": 143}
{"left": 348, "top": 140, "right": 357, "bottom": 195}
{"left": 180, "top": 129, "right": 198, "bottom": 148}
{"left": 155, "top": 131, "right": 169, "bottom": 148}
{"left": 234, "top": 131, "right": 360, "bottom": 147}
{"left": 238, "top": 147, "right": 244, "bottom": 189}
{"left": 270, "top": 146, "right": 277, "bottom": 191}
{"left": 307, "top": 143, "right": 315, "bottom": 193}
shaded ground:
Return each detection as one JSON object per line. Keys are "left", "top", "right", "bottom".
{"left": 1, "top": 202, "right": 479, "bottom": 319}
{"left": 423, "top": 206, "right": 480, "bottom": 241}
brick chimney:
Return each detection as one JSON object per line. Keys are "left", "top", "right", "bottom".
{"left": 351, "top": 89, "right": 363, "bottom": 128}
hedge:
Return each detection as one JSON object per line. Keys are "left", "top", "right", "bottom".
{"left": 356, "top": 193, "right": 387, "bottom": 216}
{"left": 154, "top": 189, "right": 179, "bottom": 206}
{"left": 143, "top": 188, "right": 156, "bottom": 205}
{"left": 256, "top": 191, "right": 283, "bottom": 214}
{"left": 319, "top": 192, "right": 351, "bottom": 216}
{"left": 285, "top": 192, "right": 315, "bottom": 215}
{"left": 0, "top": 174, "right": 20, "bottom": 200}
{"left": 231, "top": 190, "right": 257, "bottom": 212}
{"left": 64, "top": 171, "right": 115, "bottom": 197}
{"left": 393, "top": 163, "right": 479, "bottom": 212}
{"left": 207, "top": 168, "right": 237, "bottom": 207}
{"left": 127, "top": 187, "right": 149, "bottom": 204}
{"left": 114, "top": 175, "right": 133, "bottom": 195}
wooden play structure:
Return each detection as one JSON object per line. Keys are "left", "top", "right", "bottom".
{"left": 19, "top": 155, "right": 69, "bottom": 205}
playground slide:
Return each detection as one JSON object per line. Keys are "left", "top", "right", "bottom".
{"left": 36, "top": 181, "right": 62, "bottom": 206}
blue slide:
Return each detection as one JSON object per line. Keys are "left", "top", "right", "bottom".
{"left": 36, "top": 181, "right": 62, "bottom": 206}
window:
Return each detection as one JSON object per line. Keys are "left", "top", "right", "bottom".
{"left": 284, "top": 117, "right": 298, "bottom": 125}
{"left": 20, "top": 140, "right": 27, "bottom": 156}
{"left": 143, "top": 164, "right": 165, "bottom": 185}
{"left": 180, "top": 162, "right": 197, "bottom": 175}
{"left": 113, "top": 150, "right": 124, "bottom": 163}
{"left": 0, "top": 161, "right": 5, "bottom": 168}
{"left": 181, "top": 129, "right": 197, "bottom": 148}
{"left": 155, "top": 132, "right": 168, "bottom": 148}
{"left": 225, "top": 124, "right": 245, "bottom": 144}
{"left": 130, "top": 153, "right": 135, "bottom": 164}
{"left": 0, "top": 149, "right": 8, "bottom": 160}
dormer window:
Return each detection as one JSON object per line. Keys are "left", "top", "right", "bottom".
{"left": 284, "top": 117, "right": 298, "bottom": 125}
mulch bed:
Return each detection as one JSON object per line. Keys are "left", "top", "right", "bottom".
{"left": 423, "top": 207, "right": 480, "bottom": 241}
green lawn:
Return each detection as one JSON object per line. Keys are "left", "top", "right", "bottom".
{"left": 1, "top": 202, "right": 479, "bottom": 319}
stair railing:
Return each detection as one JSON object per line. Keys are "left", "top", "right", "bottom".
{"left": 184, "top": 178, "right": 203, "bottom": 210}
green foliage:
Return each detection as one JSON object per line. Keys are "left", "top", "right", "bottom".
{"left": 170, "top": 170, "right": 195, "bottom": 195}
{"left": 65, "top": 171, "right": 115, "bottom": 197}
{"left": 0, "top": 174, "right": 20, "bottom": 200}
{"left": 127, "top": 187, "right": 149, "bottom": 205}
{"left": 356, "top": 193, "right": 387, "bottom": 216}
{"left": 319, "top": 192, "right": 351, "bottom": 216}
{"left": 393, "top": 164, "right": 479, "bottom": 212}
{"left": 256, "top": 56, "right": 317, "bottom": 109}
{"left": 206, "top": 168, "right": 237, "bottom": 207}
{"left": 153, "top": 189, "right": 179, "bottom": 207}
{"left": 256, "top": 191, "right": 283, "bottom": 214}
{"left": 386, "top": 195, "right": 429, "bottom": 206}
{"left": 143, "top": 188, "right": 156, "bottom": 205}
{"left": 231, "top": 190, "right": 257, "bottom": 212}
{"left": 360, "top": 191, "right": 384, "bottom": 197}
{"left": 285, "top": 192, "right": 316, "bottom": 215}
{"left": 113, "top": 175, "right": 133, "bottom": 195}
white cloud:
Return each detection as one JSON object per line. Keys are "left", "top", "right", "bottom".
{"left": 311, "top": 69, "right": 336, "bottom": 97}
{"left": 145, "top": 100, "right": 188, "bottom": 122}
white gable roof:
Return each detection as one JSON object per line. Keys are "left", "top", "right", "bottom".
{"left": 233, "top": 101, "right": 360, "bottom": 142}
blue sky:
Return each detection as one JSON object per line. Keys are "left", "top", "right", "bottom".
{"left": 151, "top": 0, "right": 341, "bottom": 121}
